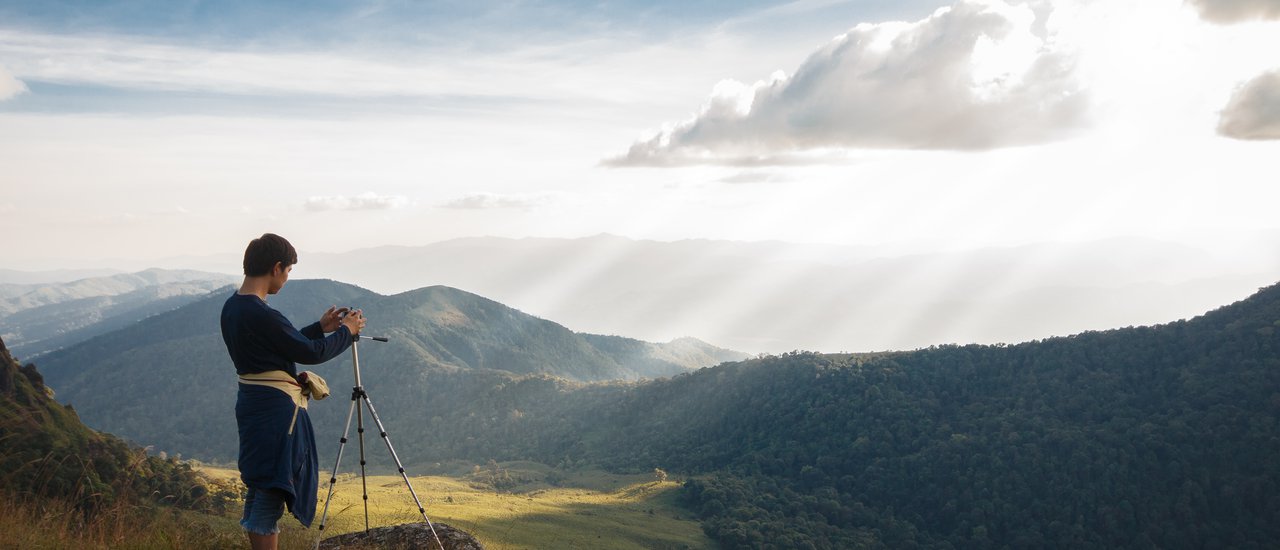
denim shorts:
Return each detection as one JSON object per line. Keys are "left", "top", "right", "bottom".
{"left": 241, "top": 487, "right": 286, "bottom": 535}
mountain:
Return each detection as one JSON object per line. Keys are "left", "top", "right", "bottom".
{"left": 0, "top": 268, "right": 235, "bottom": 315}
{"left": 295, "top": 234, "right": 1280, "bottom": 353}
{"left": 0, "top": 269, "right": 238, "bottom": 358}
{"left": 2, "top": 280, "right": 236, "bottom": 359}
{"left": 0, "top": 268, "right": 124, "bottom": 287}
{"left": 32, "top": 279, "right": 744, "bottom": 460}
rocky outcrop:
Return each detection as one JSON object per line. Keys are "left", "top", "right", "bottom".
{"left": 319, "top": 522, "right": 484, "bottom": 550}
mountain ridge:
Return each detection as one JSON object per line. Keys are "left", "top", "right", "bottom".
{"left": 32, "top": 279, "right": 745, "bottom": 460}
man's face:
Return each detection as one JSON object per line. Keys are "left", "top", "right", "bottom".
{"left": 267, "top": 263, "right": 293, "bottom": 295}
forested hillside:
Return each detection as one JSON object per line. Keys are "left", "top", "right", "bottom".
{"left": 0, "top": 336, "right": 217, "bottom": 511}
{"left": 584, "top": 282, "right": 1280, "bottom": 548}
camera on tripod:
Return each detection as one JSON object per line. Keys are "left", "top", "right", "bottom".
{"left": 334, "top": 308, "right": 388, "bottom": 342}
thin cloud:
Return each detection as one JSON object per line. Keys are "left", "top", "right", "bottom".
{"left": 718, "top": 171, "right": 792, "bottom": 184}
{"left": 1218, "top": 69, "right": 1280, "bottom": 140}
{"left": 1186, "top": 0, "right": 1280, "bottom": 23}
{"left": 607, "top": 0, "right": 1088, "bottom": 166}
{"left": 439, "top": 192, "right": 554, "bottom": 210}
{"left": 303, "top": 193, "right": 407, "bottom": 212}
{"left": 0, "top": 65, "right": 26, "bottom": 100}
{"left": 0, "top": 28, "right": 685, "bottom": 106}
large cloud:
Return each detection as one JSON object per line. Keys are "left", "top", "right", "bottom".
{"left": 1218, "top": 70, "right": 1280, "bottom": 139}
{"left": 608, "top": 0, "right": 1087, "bottom": 166}
{"left": 1186, "top": 0, "right": 1280, "bottom": 23}
{"left": 0, "top": 65, "right": 27, "bottom": 101}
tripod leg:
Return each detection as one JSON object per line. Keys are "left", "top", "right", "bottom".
{"left": 361, "top": 393, "right": 446, "bottom": 550}
{"left": 355, "top": 388, "right": 371, "bottom": 533}
{"left": 313, "top": 394, "right": 359, "bottom": 550}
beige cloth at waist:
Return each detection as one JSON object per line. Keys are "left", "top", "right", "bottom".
{"left": 239, "top": 370, "right": 309, "bottom": 409}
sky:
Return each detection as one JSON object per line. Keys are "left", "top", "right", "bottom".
{"left": 1, "top": 0, "right": 1279, "bottom": 269}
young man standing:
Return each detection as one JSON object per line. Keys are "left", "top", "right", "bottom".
{"left": 220, "top": 233, "right": 365, "bottom": 550}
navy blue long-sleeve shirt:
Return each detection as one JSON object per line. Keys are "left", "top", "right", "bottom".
{"left": 220, "top": 292, "right": 353, "bottom": 378}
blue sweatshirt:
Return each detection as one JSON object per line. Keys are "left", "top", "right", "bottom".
{"left": 220, "top": 292, "right": 353, "bottom": 378}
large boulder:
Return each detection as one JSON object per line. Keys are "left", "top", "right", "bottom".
{"left": 319, "top": 522, "right": 484, "bottom": 550}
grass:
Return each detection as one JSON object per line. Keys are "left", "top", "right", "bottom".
{"left": 1, "top": 461, "right": 713, "bottom": 549}
{"left": 0, "top": 489, "right": 246, "bottom": 550}
{"left": 200, "top": 462, "right": 715, "bottom": 550}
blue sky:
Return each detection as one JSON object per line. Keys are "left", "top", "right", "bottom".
{"left": 1, "top": 0, "right": 1278, "bottom": 267}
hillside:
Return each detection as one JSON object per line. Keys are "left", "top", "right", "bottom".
{"left": 33, "top": 279, "right": 744, "bottom": 461}
{"left": 554, "top": 282, "right": 1280, "bottom": 548}
{"left": 0, "top": 336, "right": 211, "bottom": 510}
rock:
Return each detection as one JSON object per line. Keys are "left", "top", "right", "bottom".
{"left": 319, "top": 522, "right": 484, "bottom": 550}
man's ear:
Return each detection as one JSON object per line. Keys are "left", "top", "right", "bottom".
{"left": 272, "top": 261, "right": 284, "bottom": 275}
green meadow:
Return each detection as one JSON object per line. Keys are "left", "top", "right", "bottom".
{"left": 197, "top": 463, "right": 714, "bottom": 550}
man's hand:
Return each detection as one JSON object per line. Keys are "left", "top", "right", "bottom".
{"left": 341, "top": 309, "right": 366, "bottom": 336}
{"left": 320, "top": 306, "right": 350, "bottom": 333}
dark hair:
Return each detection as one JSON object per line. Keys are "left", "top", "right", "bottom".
{"left": 242, "top": 233, "right": 298, "bottom": 276}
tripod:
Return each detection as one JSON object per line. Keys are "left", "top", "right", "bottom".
{"left": 314, "top": 335, "right": 445, "bottom": 550}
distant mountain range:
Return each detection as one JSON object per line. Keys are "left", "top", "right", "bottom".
{"left": 34, "top": 235, "right": 1280, "bottom": 354}
{"left": 0, "top": 269, "right": 237, "bottom": 358}
{"left": 32, "top": 279, "right": 745, "bottom": 460}
{"left": 0, "top": 268, "right": 125, "bottom": 286}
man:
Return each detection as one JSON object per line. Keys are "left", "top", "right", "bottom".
{"left": 220, "top": 233, "right": 365, "bottom": 550}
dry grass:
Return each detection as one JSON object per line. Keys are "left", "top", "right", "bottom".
{"left": 0, "top": 490, "right": 243, "bottom": 550}
{"left": 1, "top": 463, "right": 713, "bottom": 550}
{"left": 297, "top": 466, "right": 713, "bottom": 550}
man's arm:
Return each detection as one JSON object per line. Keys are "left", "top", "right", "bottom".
{"left": 263, "top": 309, "right": 355, "bottom": 365}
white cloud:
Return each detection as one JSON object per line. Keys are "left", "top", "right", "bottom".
{"left": 0, "top": 65, "right": 27, "bottom": 100}
{"left": 609, "top": 0, "right": 1087, "bottom": 166}
{"left": 718, "top": 171, "right": 791, "bottom": 184}
{"left": 1218, "top": 69, "right": 1280, "bottom": 139}
{"left": 1186, "top": 0, "right": 1280, "bottom": 23}
{"left": 439, "top": 192, "right": 554, "bottom": 210}
{"left": 303, "top": 193, "right": 407, "bottom": 212}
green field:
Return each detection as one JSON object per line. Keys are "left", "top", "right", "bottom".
{"left": 198, "top": 463, "right": 714, "bottom": 550}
